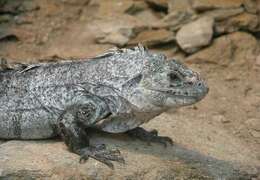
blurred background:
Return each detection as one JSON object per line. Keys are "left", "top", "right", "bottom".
{"left": 0, "top": 0, "right": 259, "bottom": 179}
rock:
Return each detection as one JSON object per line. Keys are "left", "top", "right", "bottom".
{"left": 133, "top": 10, "right": 161, "bottom": 27}
{"left": 0, "top": 1, "right": 40, "bottom": 14}
{"left": 168, "top": 0, "right": 193, "bottom": 13}
{"left": 0, "top": 1, "right": 23, "bottom": 14}
{"left": 61, "top": 0, "right": 90, "bottom": 5}
{"left": 176, "top": 16, "right": 214, "bottom": 53}
{"left": 125, "top": 1, "right": 149, "bottom": 15}
{"left": 213, "top": 115, "right": 230, "bottom": 124}
{"left": 215, "top": 13, "right": 259, "bottom": 34}
{"left": 0, "top": 15, "right": 12, "bottom": 23}
{"left": 250, "top": 130, "right": 260, "bottom": 138}
{"left": 17, "top": 1, "right": 40, "bottom": 12}
{"left": 202, "top": 7, "right": 244, "bottom": 21}
{"left": 224, "top": 73, "right": 239, "bottom": 81}
{"left": 95, "top": 0, "right": 134, "bottom": 15}
{"left": 243, "top": 0, "right": 258, "bottom": 14}
{"left": 0, "top": 58, "right": 9, "bottom": 71}
{"left": 128, "top": 29, "right": 175, "bottom": 47}
{"left": 192, "top": 0, "right": 244, "bottom": 12}
{"left": 97, "top": 32, "right": 130, "bottom": 47}
{"left": 0, "top": 137, "right": 253, "bottom": 179}
{"left": 152, "top": 11, "right": 197, "bottom": 31}
{"left": 186, "top": 32, "right": 259, "bottom": 67}
{"left": 0, "top": 29, "right": 19, "bottom": 43}
{"left": 93, "top": 14, "right": 146, "bottom": 46}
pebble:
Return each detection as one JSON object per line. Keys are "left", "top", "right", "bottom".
{"left": 213, "top": 114, "right": 230, "bottom": 123}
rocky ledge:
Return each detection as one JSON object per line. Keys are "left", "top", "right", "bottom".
{"left": 0, "top": 133, "right": 257, "bottom": 180}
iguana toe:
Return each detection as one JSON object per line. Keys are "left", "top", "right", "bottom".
{"left": 154, "top": 136, "right": 174, "bottom": 147}
{"left": 127, "top": 127, "right": 174, "bottom": 147}
{"left": 78, "top": 145, "right": 125, "bottom": 169}
{"left": 149, "top": 129, "right": 158, "bottom": 136}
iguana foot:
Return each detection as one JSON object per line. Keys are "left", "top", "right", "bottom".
{"left": 127, "top": 127, "right": 173, "bottom": 147}
{"left": 58, "top": 105, "right": 125, "bottom": 169}
{"left": 78, "top": 144, "right": 125, "bottom": 169}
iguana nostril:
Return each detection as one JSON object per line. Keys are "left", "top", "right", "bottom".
{"left": 187, "top": 81, "right": 193, "bottom": 86}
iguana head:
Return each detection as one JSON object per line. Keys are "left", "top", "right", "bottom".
{"left": 140, "top": 53, "right": 209, "bottom": 108}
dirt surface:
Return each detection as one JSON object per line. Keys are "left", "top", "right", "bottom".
{"left": 0, "top": 0, "right": 260, "bottom": 179}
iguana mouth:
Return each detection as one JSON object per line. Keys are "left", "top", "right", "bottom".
{"left": 148, "top": 86, "right": 208, "bottom": 100}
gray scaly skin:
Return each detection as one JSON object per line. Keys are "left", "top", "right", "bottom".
{"left": 0, "top": 45, "right": 208, "bottom": 169}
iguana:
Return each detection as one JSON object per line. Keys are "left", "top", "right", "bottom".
{"left": 0, "top": 45, "right": 208, "bottom": 169}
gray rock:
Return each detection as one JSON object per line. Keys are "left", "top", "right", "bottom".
{"left": 176, "top": 16, "right": 214, "bottom": 53}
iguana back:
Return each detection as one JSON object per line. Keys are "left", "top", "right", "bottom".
{"left": 0, "top": 48, "right": 147, "bottom": 139}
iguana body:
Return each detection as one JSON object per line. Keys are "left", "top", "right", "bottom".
{"left": 0, "top": 46, "right": 208, "bottom": 168}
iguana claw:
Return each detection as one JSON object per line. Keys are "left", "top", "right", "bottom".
{"left": 127, "top": 127, "right": 174, "bottom": 147}
{"left": 79, "top": 144, "right": 125, "bottom": 169}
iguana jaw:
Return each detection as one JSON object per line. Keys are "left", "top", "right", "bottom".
{"left": 146, "top": 80, "right": 209, "bottom": 108}
{"left": 148, "top": 83, "right": 209, "bottom": 100}
{"left": 165, "top": 80, "right": 209, "bottom": 107}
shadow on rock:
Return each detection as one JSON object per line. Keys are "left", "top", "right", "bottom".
{"left": 90, "top": 131, "right": 258, "bottom": 180}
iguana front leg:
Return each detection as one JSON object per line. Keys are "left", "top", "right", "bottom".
{"left": 58, "top": 104, "right": 125, "bottom": 169}
{"left": 127, "top": 127, "right": 173, "bottom": 147}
